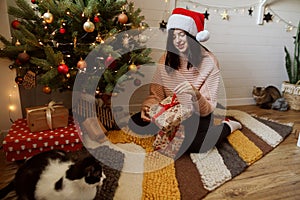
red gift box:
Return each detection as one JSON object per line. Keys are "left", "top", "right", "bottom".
{"left": 2, "top": 117, "right": 83, "bottom": 161}
{"left": 149, "top": 94, "right": 192, "bottom": 132}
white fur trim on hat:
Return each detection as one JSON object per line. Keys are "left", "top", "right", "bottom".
{"left": 167, "top": 14, "right": 198, "bottom": 37}
{"left": 196, "top": 30, "right": 210, "bottom": 42}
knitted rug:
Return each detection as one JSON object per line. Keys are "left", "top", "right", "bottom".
{"left": 91, "top": 109, "right": 293, "bottom": 200}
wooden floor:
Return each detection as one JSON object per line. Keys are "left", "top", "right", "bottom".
{"left": 0, "top": 105, "right": 299, "bottom": 200}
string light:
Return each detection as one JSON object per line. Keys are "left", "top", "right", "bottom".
{"left": 179, "top": 0, "right": 298, "bottom": 31}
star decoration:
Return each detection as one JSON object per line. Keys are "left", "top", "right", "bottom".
{"left": 159, "top": 20, "right": 167, "bottom": 31}
{"left": 204, "top": 10, "right": 210, "bottom": 20}
{"left": 248, "top": 7, "right": 253, "bottom": 16}
{"left": 221, "top": 10, "right": 228, "bottom": 20}
{"left": 263, "top": 12, "right": 273, "bottom": 23}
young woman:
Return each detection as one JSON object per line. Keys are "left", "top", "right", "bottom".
{"left": 129, "top": 8, "right": 241, "bottom": 156}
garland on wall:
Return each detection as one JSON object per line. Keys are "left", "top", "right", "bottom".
{"left": 173, "top": 0, "right": 298, "bottom": 32}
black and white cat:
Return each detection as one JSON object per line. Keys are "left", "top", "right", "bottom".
{"left": 0, "top": 149, "right": 105, "bottom": 200}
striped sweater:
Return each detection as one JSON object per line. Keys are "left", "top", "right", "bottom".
{"left": 142, "top": 47, "right": 220, "bottom": 116}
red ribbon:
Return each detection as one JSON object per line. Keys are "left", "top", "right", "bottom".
{"left": 152, "top": 93, "right": 179, "bottom": 121}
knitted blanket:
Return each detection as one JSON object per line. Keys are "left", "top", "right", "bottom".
{"left": 92, "top": 109, "right": 293, "bottom": 200}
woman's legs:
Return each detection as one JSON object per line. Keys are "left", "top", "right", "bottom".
{"left": 180, "top": 113, "right": 232, "bottom": 154}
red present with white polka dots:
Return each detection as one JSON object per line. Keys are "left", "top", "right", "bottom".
{"left": 2, "top": 117, "right": 83, "bottom": 161}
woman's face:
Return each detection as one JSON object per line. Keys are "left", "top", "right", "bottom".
{"left": 172, "top": 29, "right": 188, "bottom": 53}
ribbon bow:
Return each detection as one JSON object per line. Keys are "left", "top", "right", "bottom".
{"left": 152, "top": 93, "right": 179, "bottom": 121}
{"left": 27, "top": 101, "right": 63, "bottom": 130}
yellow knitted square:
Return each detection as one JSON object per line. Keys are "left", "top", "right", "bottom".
{"left": 227, "top": 130, "right": 263, "bottom": 165}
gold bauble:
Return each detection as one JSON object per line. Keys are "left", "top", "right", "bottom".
{"left": 15, "top": 39, "right": 21, "bottom": 46}
{"left": 77, "top": 58, "right": 87, "bottom": 69}
{"left": 128, "top": 63, "right": 137, "bottom": 73}
{"left": 83, "top": 19, "right": 95, "bottom": 33}
{"left": 118, "top": 13, "right": 128, "bottom": 24}
{"left": 42, "top": 85, "right": 52, "bottom": 94}
{"left": 43, "top": 11, "right": 54, "bottom": 24}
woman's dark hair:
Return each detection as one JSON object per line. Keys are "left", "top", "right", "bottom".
{"left": 165, "top": 29, "right": 207, "bottom": 73}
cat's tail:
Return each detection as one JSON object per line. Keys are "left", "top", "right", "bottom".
{"left": 0, "top": 180, "right": 15, "bottom": 199}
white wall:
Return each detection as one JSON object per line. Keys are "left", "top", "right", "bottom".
{"left": 0, "top": 0, "right": 22, "bottom": 132}
{"left": 133, "top": 0, "right": 300, "bottom": 106}
{"left": 0, "top": 0, "right": 299, "bottom": 130}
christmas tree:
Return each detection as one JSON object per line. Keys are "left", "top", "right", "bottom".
{"left": 0, "top": 0, "right": 152, "bottom": 95}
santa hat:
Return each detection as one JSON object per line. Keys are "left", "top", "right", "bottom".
{"left": 167, "top": 8, "right": 210, "bottom": 42}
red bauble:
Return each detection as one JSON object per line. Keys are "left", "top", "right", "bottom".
{"left": 11, "top": 20, "right": 21, "bottom": 29}
{"left": 59, "top": 27, "right": 66, "bottom": 34}
{"left": 118, "top": 13, "right": 128, "bottom": 24}
{"left": 15, "top": 59, "right": 22, "bottom": 66}
{"left": 15, "top": 76, "right": 24, "bottom": 85}
{"left": 105, "top": 55, "right": 116, "bottom": 69}
{"left": 94, "top": 16, "right": 100, "bottom": 23}
{"left": 31, "top": 0, "right": 37, "bottom": 4}
{"left": 57, "top": 63, "right": 69, "bottom": 74}
{"left": 17, "top": 52, "right": 30, "bottom": 64}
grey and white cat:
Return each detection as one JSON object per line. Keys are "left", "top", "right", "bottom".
{"left": 0, "top": 149, "right": 105, "bottom": 200}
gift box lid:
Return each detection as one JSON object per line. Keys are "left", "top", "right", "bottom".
{"left": 3, "top": 117, "right": 82, "bottom": 152}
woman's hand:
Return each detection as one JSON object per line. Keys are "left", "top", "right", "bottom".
{"left": 174, "top": 81, "right": 201, "bottom": 101}
{"left": 141, "top": 105, "right": 151, "bottom": 122}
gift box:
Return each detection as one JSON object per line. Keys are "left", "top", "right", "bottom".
{"left": 26, "top": 101, "right": 69, "bottom": 132}
{"left": 153, "top": 125, "right": 185, "bottom": 158}
{"left": 82, "top": 117, "right": 107, "bottom": 142}
{"left": 149, "top": 94, "right": 192, "bottom": 132}
{"left": 2, "top": 117, "right": 83, "bottom": 161}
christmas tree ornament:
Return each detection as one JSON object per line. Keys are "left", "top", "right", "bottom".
{"left": 43, "top": 10, "right": 54, "bottom": 24}
{"left": 128, "top": 63, "right": 137, "bottom": 73}
{"left": 83, "top": 19, "right": 95, "bottom": 32}
{"left": 15, "top": 39, "right": 21, "bottom": 46}
{"left": 118, "top": 12, "right": 128, "bottom": 24}
{"left": 42, "top": 85, "right": 51, "bottom": 94}
{"left": 134, "top": 78, "right": 141, "bottom": 86}
{"left": 17, "top": 51, "right": 30, "bottom": 64}
{"left": 31, "top": 0, "right": 37, "bottom": 4}
{"left": 122, "top": 33, "right": 130, "bottom": 48}
{"left": 15, "top": 76, "right": 24, "bottom": 85}
{"left": 59, "top": 27, "right": 66, "bottom": 34}
{"left": 96, "top": 33, "right": 104, "bottom": 43}
{"left": 15, "top": 58, "right": 22, "bottom": 66}
{"left": 22, "top": 71, "right": 36, "bottom": 89}
{"left": 11, "top": 20, "right": 21, "bottom": 29}
{"left": 105, "top": 55, "right": 116, "bottom": 69}
{"left": 57, "top": 61, "right": 69, "bottom": 74}
{"left": 138, "top": 34, "right": 148, "bottom": 43}
{"left": 77, "top": 58, "right": 87, "bottom": 69}
{"left": 94, "top": 14, "right": 100, "bottom": 23}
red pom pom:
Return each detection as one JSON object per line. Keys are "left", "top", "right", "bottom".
{"left": 57, "top": 63, "right": 69, "bottom": 74}
{"left": 11, "top": 20, "right": 21, "bottom": 29}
